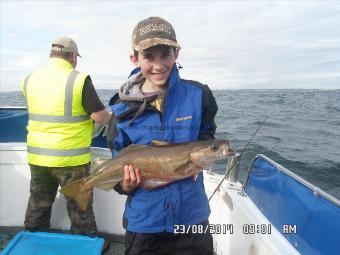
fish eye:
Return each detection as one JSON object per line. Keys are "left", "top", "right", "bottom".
{"left": 210, "top": 144, "right": 219, "bottom": 152}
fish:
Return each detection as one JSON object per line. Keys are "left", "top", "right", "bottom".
{"left": 60, "top": 139, "right": 234, "bottom": 211}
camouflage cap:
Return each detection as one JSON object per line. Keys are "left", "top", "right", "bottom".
{"left": 51, "top": 36, "right": 81, "bottom": 57}
{"left": 132, "top": 17, "right": 181, "bottom": 52}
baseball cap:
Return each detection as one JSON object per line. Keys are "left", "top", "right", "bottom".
{"left": 51, "top": 36, "right": 81, "bottom": 57}
{"left": 132, "top": 17, "right": 181, "bottom": 52}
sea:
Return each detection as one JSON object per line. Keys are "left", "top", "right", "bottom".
{"left": 1, "top": 89, "right": 339, "bottom": 200}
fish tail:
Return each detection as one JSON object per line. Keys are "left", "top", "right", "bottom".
{"left": 59, "top": 179, "right": 92, "bottom": 211}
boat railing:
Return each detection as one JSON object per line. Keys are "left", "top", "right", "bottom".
{"left": 0, "top": 106, "right": 27, "bottom": 110}
{"left": 244, "top": 154, "right": 340, "bottom": 206}
{"left": 226, "top": 153, "right": 241, "bottom": 183}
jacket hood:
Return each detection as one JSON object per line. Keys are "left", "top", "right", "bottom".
{"left": 117, "top": 71, "right": 159, "bottom": 126}
{"left": 118, "top": 64, "right": 180, "bottom": 102}
{"left": 118, "top": 71, "right": 154, "bottom": 102}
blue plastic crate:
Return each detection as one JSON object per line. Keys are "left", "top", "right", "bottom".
{"left": 1, "top": 231, "right": 104, "bottom": 255}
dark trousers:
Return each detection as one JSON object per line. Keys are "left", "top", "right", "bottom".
{"left": 124, "top": 222, "right": 213, "bottom": 255}
{"left": 24, "top": 163, "right": 97, "bottom": 236}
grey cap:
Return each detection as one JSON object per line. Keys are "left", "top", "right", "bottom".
{"left": 51, "top": 36, "right": 81, "bottom": 57}
{"left": 132, "top": 17, "right": 181, "bottom": 52}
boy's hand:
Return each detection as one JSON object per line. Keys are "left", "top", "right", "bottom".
{"left": 120, "top": 165, "right": 142, "bottom": 193}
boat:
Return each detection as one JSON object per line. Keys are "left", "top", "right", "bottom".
{"left": 0, "top": 107, "right": 339, "bottom": 255}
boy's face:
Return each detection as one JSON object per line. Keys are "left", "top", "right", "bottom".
{"left": 131, "top": 45, "right": 179, "bottom": 89}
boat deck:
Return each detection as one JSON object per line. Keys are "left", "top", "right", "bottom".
{"left": 0, "top": 226, "right": 125, "bottom": 254}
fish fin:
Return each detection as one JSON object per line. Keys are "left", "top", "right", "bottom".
{"left": 151, "top": 140, "right": 172, "bottom": 146}
{"left": 96, "top": 181, "right": 119, "bottom": 191}
{"left": 119, "top": 144, "right": 150, "bottom": 154}
{"left": 59, "top": 179, "right": 91, "bottom": 211}
{"left": 90, "top": 157, "right": 108, "bottom": 173}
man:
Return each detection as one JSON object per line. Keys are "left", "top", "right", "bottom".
{"left": 20, "top": 36, "right": 110, "bottom": 237}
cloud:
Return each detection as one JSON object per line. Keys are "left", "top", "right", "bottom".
{"left": 11, "top": 56, "right": 44, "bottom": 69}
{"left": 1, "top": 1, "right": 340, "bottom": 91}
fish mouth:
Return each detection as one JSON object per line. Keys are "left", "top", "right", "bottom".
{"left": 221, "top": 145, "right": 235, "bottom": 158}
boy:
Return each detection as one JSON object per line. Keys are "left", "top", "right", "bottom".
{"left": 109, "top": 17, "right": 217, "bottom": 255}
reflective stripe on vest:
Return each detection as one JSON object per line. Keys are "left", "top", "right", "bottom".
{"left": 27, "top": 146, "right": 90, "bottom": 156}
{"left": 28, "top": 113, "right": 89, "bottom": 123}
{"left": 24, "top": 70, "right": 90, "bottom": 123}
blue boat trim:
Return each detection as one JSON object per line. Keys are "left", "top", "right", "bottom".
{"left": 249, "top": 154, "right": 340, "bottom": 206}
{"left": 244, "top": 154, "right": 340, "bottom": 255}
{"left": 0, "top": 107, "right": 107, "bottom": 148}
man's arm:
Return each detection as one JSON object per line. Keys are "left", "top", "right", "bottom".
{"left": 91, "top": 109, "right": 110, "bottom": 124}
{"left": 82, "top": 76, "right": 110, "bottom": 124}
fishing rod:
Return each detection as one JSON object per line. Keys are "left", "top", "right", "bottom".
{"left": 208, "top": 115, "right": 268, "bottom": 202}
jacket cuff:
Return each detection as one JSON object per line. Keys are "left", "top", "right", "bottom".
{"left": 113, "top": 182, "right": 131, "bottom": 195}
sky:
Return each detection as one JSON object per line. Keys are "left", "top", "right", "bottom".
{"left": 1, "top": 0, "right": 340, "bottom": 91}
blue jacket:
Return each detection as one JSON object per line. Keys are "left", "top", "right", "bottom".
{"left": 109, "top": 65, "right": 217, "bottom": 233}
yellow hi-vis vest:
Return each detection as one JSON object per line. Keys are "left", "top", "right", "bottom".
{"left": 20, "top": 58, "right": 93, "bottom": 167}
